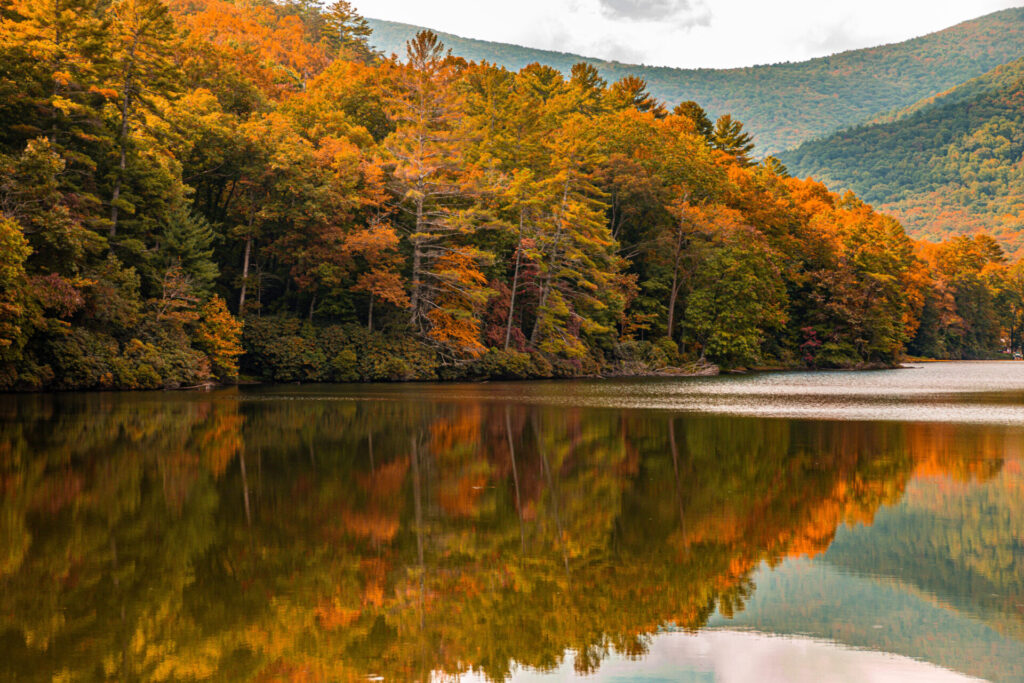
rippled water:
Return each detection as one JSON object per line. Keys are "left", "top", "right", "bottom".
{"left": 244, "top": 361, "right": 1024, "bottom": 425}
{"left": 0, "top": 361, "right": 1022, "bottom": 680}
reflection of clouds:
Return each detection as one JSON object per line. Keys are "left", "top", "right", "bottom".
{"left": 504, "top": 631, "right": 982, "bottom": 681}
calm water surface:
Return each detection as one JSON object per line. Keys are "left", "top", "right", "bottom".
{"left": 1, "top": 361, "right": 1023, "bottom": 681}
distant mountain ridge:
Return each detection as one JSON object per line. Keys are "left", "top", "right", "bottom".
{"left": 779, "top": 56, "right": 1024, "bottom": 258}
{"left": 367, "top": 8, "right": 1024, "bottom": 155}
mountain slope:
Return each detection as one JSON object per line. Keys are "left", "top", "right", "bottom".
{"left": 367, "top": 8, "right": 1024, "bottom": 155}
{"left": 779, "top": 57, "right": 1024, "bottom": 257}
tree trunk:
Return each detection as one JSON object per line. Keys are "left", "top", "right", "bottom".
{"left": 110, "top": 36, "right": 138, "bottom": 238}
{"left": 367, "top": 293, "right": 374, "bottom": 332}
{"left": 505, "top": 211, "right": 524, "bottom": 350}
{"left": 667, "top": 213, "right": 689, "bottom": 341}
{"left": 410, "top": 238, "right": 423, "bottom": 329}
{"left": 219, "top": 178, "right": 238, "bottom": 222}
{"left": 238, "top": 236, "right": 252, "bottom": 315}
{"left": 667, "top": 269, "right": 680, "bottom": 338}
{"left": 530, "top": 184, "right": 570, "bottom": 345}
{"left": 109, "top": 145, "right": 127, "bottom": 238}
{"left": 530, "top": 279, "right": 551, "bottom": 346}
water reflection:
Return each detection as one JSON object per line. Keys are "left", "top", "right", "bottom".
{"left": 0, "top": 384, "right": 1022, "bottom": 680}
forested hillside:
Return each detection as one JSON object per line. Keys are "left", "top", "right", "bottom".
{"left": 781, "top": 57, "right": 1024, "bottom": 259}
{"left": 367, "top": 9, "right": 1024, "bottom": 154}
{"left": 0, "top": 0, "right": 1021, "bottom": 391}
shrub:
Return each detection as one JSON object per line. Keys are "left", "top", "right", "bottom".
{"left": 468, "top": 348, "right": 535, "bottom": 380}
{"left": 241, "top": 318, "right": 438, "bottom": 383}
{"left": 654, "top": 337, "right": 679, "bottom": 364}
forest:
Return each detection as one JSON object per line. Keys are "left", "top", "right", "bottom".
{"left": 782, "top": 56, "right": 1024, "bottom": 260}
{"left": 0, "top": 0, "right": 1022, "bottom": 391}
{"left": 367, "top": 8, "right": 1024, "bottom": 154}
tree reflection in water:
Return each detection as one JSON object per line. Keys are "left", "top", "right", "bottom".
{"left": 0, "top": 390, "right": 1019, "bottom": 680}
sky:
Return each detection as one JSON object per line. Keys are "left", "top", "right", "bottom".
{"left": 352, "top": 1, "right": 1023, "bottom": 69}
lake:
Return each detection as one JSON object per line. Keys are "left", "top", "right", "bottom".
{"left": 1, "top": 361, "right": 1023, "bottom": 681}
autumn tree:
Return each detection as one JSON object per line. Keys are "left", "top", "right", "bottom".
{"left": 383, "top": 31, "right": 493, "bottom": 357}
{"left": 1003, "top": 262, "right": 1024, "bottom": 354}
{"left": 672, "top": 101, "right": 713, "bottom": 140}
{"left": 0, "top": 217, "right": 33, "bottom": 382}
{"left": 685, "top": 210, "right": 787, "bottom": 365}
{"left": 346, "top": 218, "right": 410, "bottom": 331}
{"left": 0, "top": 0, "right": 109, "bottom": 152}
{"left": 567, "top": 63, "right": 607, "bottom": 116}
{"left": 527, "top": 116, "right": 626, "bottom": 359}
{"left": 192, "top": 295, "right": 243, "bottom": 378}
{"left": 0, "top": 0, "right": 1017, "bottom": 386}
{"left": 106, "top": 0, "right": 178, "bottom": 236}
{"left": 606, "top": 75, "right": 666, "bottom": 117}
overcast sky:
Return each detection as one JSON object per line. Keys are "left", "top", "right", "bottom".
{"left": 353, "top": 1, "right": 1023, "bottom": 69}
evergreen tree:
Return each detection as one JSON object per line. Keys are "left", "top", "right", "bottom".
{"left": 0, "top": 0, "right": 110, "bottom": 152}
{"left": 567, "top": 63, "right": 607, "bottom": 116}
{"left": 762, "top": 155, "right": 790, "bottom": 178}
{"left": 711, "top": 114, "right": 755, "bottom": 165}
{"left": 606, "top": 75, "right": 666, "bottom": 117}
{"left": 383, "top": 31, "right": 493, "bottom": 357}
{"left": 161, "top": 202, "right": 219, "bottom": 297}
{"left": 322, "top": 0, "right": 377, "bottom": 63}
{"left": 106, "top": 0, "right": 179, "bottom": 237}
{"left": 528, "top": 116, "right": 625, "bottom": 357}
{"left": 672, "top": 101, "right": 713, "bottom": 140}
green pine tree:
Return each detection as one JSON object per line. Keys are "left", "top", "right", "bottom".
{"left": 711, "top": 114, "right": 755, "bottom": 165}
{"left": 322, "top": 0, "right": 378, "bottom": 63}
{"left": 161, "top": 202, "right": 219, "bottom": 296}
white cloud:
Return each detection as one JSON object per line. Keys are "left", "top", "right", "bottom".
{"left": 597, "top": 0, "right": 712, "bottom": 27}
{"left": 351, "top": 0, "right": 1023, "bottom": 69}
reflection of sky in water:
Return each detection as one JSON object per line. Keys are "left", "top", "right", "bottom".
{"left": 707, "top": 557, "right": 1024, "bottom": 682}
{"left": 242, "top": 361, "right": 1024, "bottom": 425}
{"left": 460, "top": 630, "right": 981, "bottom": 682}
{"left": 453, "top": 555, "right": 1021, "bottom": 681}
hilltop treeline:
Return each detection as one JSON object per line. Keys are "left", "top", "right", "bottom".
{"left": 367, "top": 8, "right": 1024, "bottom": 154}
{"left": 0, "top": 0, "right": 1021, "bottom": 390}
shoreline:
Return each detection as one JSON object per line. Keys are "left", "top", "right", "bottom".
{"left": 4, "top": 358, "right": 980, "bottom": 394}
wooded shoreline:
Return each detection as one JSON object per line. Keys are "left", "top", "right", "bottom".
{"left": 1, "top": 1, "right": 1021, "bottom": 393}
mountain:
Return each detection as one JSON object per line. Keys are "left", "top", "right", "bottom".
{"left": 779, "top": 56, "right": 1024, "bottom": 258}
{"left": 366, "top": 8, "right": 1024, "bottom": 155}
